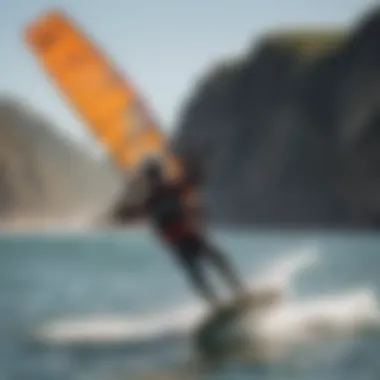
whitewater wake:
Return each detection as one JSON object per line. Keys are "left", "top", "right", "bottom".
{"left": 33, "top": 244, "right": 380, "bottom": 357}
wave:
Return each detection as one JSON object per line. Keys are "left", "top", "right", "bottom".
{"left": 32, "top": 243, "right": 380, "bottom": 362}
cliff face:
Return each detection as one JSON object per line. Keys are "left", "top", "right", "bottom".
{"left": 0, "top": 97, "right": 122, "bottom": 228}
{"left": 172, "top": 7, "right": 380, "bottom": 229}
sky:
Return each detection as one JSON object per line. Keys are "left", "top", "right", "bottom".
{"left": 0, "top": 0, "right": 378, "bottom": 145}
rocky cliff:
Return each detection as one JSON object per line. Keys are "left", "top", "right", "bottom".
{"left": 171, "top": 6, "right": 380, "bottom": 229}
{"left": 0, "top": 97, "right": 122, "bottom": 228}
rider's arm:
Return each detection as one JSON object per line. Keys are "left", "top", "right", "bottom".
{"left": 111, "top": 174, "right": 148, "bottom": 222}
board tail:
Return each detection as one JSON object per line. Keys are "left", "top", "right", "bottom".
{"left": 24, "top": 10, "right": 181, "bottom": 177}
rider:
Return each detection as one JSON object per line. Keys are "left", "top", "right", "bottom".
{"left": 137, "top": 157, "right": 246, "bottom": 306}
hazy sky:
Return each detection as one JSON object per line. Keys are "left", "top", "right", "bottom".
{"left": 0, "top": 0, "right": 377, "bottom": 143}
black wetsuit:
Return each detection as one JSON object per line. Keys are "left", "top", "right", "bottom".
{"left": 145, "top": 180, "right": 243, "bottom": 305}
{"left": 146, "top": 181, "right": 203, "bottom": 257}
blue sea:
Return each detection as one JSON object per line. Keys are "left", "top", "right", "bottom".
{"left": 1, "top": 227, "right": 380, "bottom": 380}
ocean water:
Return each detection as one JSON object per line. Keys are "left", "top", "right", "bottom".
{"left": 1, "top": 227, "right": 380, "bottom": 380}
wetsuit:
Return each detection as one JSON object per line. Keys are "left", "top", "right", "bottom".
{"left": 145, "top": 180, "right": 244, "bottom": 305}
{"left": 146, "top": 180, "right": 203, "bottom": 257}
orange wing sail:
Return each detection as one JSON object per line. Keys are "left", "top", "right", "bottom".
{"left": 24, "top": 10, "right": 181, "bottom": 177}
